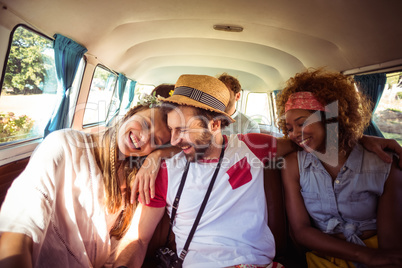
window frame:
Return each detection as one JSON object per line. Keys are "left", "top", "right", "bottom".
{"left": 0, "top": 24, "right": 55, "bottom": 165}
{"left": 0, "top": 24, "right": 86, "bottom": 165}
{"left": 244, "top": 91, "right": 273, "bottom": 126}
{"left": 82, "top": 64, "right": 118, "bottom": 128}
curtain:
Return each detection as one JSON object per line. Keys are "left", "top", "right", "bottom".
{"left": 106, "top": 73, "right": 127, "bottom": 126}
{"left": 273, "top": 89, "right": 281, "bottom": 97}
{"left": 44, "top": 34, "right": 87, "bottom": 136}
{"left": 125, "top": 80, "right": 137, "bottom": 110}
{"left": 114, "top": 73, "right": 128, "bottom": 116}
{"left": 354, "top": 73, "right": 387, "bottom": 137}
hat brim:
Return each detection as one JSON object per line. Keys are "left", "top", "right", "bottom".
{"left": 159, "top": 95, "right": 235, "bottom": 123}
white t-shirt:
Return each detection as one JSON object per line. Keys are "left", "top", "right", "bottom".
{"left": 0, "top": 129, "right": 120, "bottom": 267}
{"left": 145, "top": 134, "right": 277, "bottom": 268}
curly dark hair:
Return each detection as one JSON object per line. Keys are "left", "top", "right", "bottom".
{"left": 276, "top": 68, "right": 372, "bottom": 154}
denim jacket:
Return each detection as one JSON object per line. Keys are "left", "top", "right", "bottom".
{"left": 297, "top": 144, "right": 391, "bottom": 246}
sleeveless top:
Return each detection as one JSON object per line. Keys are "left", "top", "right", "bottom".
{"left": 297, "top": 144, "right": 391, "bottom": 246}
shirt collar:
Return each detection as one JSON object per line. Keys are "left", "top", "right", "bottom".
{"left": 302, "top": 144, "right": 363, "bottom": 172}
{"left": 343, "top": 143, "right": 363, "bottom": 173}
{"left": 231, "top": 109, "right": 239, "bottom": 119}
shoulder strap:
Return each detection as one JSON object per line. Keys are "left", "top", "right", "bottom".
{"left": 164, "top": 160, "right": 190, "bottom": 246}
{"left": 179, "top": 139, "right": 226, "bottom": 262}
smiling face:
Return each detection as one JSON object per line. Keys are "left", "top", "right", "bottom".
{"left": 117, "top": 107, "right": 171, "bottom": 157}
{"left": 167, "top": 106, "right": 214, "bottom": 162}
{"left": 285, "top": 109, "right": 326, "bottom": 153}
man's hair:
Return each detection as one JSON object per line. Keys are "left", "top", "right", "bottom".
{"left": 161, "top": 102, "right": 230, "bottom": 128}
{"left": 218, "top": 73, "right": 242, "bottom": 93}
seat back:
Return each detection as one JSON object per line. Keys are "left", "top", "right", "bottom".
{"left": 263, "top": 166, "right": 288, "bottom": 258}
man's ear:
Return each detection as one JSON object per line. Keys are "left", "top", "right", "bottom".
{"left": 235, "top": 92, "right": 241, "bottom": 102}
{"left": 210, "top": 119, "right": 222, "bottom": 132}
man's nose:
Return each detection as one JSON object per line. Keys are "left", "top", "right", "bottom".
{"left": 170, "top": 131, "right": 181, "bottom": 146}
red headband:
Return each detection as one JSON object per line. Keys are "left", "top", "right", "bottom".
{"left": 285, "top": 91, "right": 326, "bottom": 113}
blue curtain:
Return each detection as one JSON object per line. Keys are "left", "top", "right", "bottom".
{"left": 114, "top": 73, "right": 128, "bottom": 116}
{"left": 106, "top": 74, "right": 127, "bottom": 126}
{"left": 44, "top": 34, "right": 87, "bottom": 136}
{"left": 354, "top": 73, "right": 387, "bottom": 137}
{"left": 125, "top": 80, "right": 137, "bottom": 110}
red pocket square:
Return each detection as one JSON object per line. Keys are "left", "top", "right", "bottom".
{"left": 227, "top": 157, "right": 252, "bottom": 190}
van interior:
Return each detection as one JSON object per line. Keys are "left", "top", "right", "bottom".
{"left": 0, "top": 1, "right": 401, "bottom": 267}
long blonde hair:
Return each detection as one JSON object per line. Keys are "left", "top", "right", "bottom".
{"left": 95, "top": 105, "right": 151, "bottom": 239}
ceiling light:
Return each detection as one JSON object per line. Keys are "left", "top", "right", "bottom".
{"left": 213, "top": 25, "right": 243, "bottom": 32}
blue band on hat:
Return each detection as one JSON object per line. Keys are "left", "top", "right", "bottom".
{"left": 172, "top": 86, "right": 226, "bottom": 112}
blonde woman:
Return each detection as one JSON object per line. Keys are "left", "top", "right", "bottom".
{"left": 0, "top": 100, "right": 175, "bottom": 268}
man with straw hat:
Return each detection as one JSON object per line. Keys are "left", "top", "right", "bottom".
{"left": 115, "top": 74, "right": 402, "bottom": 268}
{"left": 117, "top": 74, "right": 294, "bottom": 268}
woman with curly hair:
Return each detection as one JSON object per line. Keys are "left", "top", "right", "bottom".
{"left": 277, "top": 68, "right": 402, "bottom": 267}
{"left": 0, "top": 100, "right": 175, "bottom": 267}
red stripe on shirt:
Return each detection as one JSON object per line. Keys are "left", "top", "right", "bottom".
{"left": 237, "top": 133, "right": 277, "bottom": 165}
{"left": 140, "top": 160, "right": 168, "bottom": 208}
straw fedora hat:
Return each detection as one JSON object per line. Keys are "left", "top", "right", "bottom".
{"left": 160, "top": 74, "right": 235, "bottom": 122}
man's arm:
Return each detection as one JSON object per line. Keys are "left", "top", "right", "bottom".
{"left": 360, "top": 135, "right": 402, "bottom": 168}
{"left": 113, "top": 203, "right": 165, "bottom": 268}
{"left": 276, "top": 137, "right": 298, "bottom": 158}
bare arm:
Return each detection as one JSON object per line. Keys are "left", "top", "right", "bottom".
{"left": 131, "top": 146, "right": 181, "bottom": 204}
{"left": 281, "top": 153, "right": 402, "bottom": 267}
{"left": 377, "top": 156, "right": 402, "bottom": 250}
{"left": 276, "top": 137, "right": 298, "bottom": 158}
{"left": 113, "top": 203, "right": 165, "bottom": 268}
{"left": 0, "top": 232, "right": 33, "bottom": 268}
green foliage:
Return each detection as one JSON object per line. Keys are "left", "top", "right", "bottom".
{"left": 0, "top": 112, "right": 34, "bottom": 143}
{"left": 3, "top": 26, "right": 53, "bottom": 94}
{"left": 388, "top": 107, "right": 402, "bottom": 113}
{"left": 397, "top": 92, "right": 402, "bottom": 99}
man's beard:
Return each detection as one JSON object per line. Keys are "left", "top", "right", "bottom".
{"left": 179, "top": 130, "right": 213, "bottom": 162}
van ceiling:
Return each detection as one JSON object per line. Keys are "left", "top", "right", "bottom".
{"left": 1, "top": 0, "right": 402, "bottom": 92}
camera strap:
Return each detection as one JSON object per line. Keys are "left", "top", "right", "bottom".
{"left": 164, "top": 138, "right": 226, "bottom": 263}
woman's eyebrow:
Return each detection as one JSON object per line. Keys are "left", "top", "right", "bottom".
{"left": 294, "top": 116, "right": 308, "bottom": 122}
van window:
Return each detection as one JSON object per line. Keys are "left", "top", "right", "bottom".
{"left": 132, "top": 83, "right": 155, "bottom": 106}
{"left": 373, "top": 71, "right": 402, "bottom": 145}
{"left": 83, "top": 66, "right": 117, "bottom": 126}
{"left": 271, "top": 92, "right": 279, "bottom": 127}
{"left": 245, "top": 92, "right": 272, "bottom": 125}
{"left": 0, "top": 26, "right": 58, "bottom": 145}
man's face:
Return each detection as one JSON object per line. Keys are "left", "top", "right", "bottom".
{"left": 167, "top": 106, "right": 214, "bottom": 162}
{"left": 225, "top": 88, "right": 241, "bottom": 113}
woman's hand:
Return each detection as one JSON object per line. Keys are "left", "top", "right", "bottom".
{"left": 361, "top": 248, "right": 402, "bottom": 267}
{"left": 130, "top": 150, "right": 161, "bottom": 205}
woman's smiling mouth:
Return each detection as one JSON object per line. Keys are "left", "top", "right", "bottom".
{"left": 129, "top": 132, "right": 140, "bottom": 149}
{"left": 299, "top": 137, "right": 311, "bottom": 147}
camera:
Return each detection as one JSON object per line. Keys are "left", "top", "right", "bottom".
{"left": 155, "top": 247, "right": 182, "bottom": 268}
